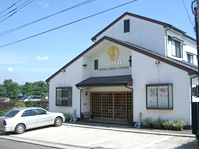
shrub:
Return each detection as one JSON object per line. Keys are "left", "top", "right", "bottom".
{"left": 26, "top": 101, "right": 34, "bottom": 107}
{"left": 0, "top": 110, "right": 8, "bottom": 117}
{"left": 142, "top": 118, "right": 153, "bottom": 126}
{"left": 162, "top": 120, "right": 174, "bottom": 127}
{"left": 173, "top": 120, "right": 186, "bottom": 128}
{"left": 153, "top": 119, "right": 163, "bottom": 126}
{"left": 14, "top": 102, "right": 26, "bottom": 108}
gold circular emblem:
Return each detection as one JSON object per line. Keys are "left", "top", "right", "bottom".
{"left": 108, "top": 46, "right": 119, "bottom": 61}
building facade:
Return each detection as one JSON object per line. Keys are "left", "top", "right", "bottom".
{"left": 46, "top": 12, "right": 197, "bottom": 125}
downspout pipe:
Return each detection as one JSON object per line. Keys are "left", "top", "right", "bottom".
{"left": 76, "top": 86, "right": 82, "bottom": 119}
{"left": 125, "top": 85, "right": 133, "bottom": 124}
{"left": 165, "top": 27, "right": 171, "bottom": 57}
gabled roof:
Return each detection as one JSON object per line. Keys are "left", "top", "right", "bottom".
{"left": 91, "top": 12, "right": 195, "bottom": 42}
{"left": 46, "top": 36, "right": 197, "bottom": 82}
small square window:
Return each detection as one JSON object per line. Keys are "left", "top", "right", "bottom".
{"left": 124, "top": 19, "right": 130, "bottom": 33}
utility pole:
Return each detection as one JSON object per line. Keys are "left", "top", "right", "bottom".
{"left": 195, "top": 0, "right": 199, "bottom": 84}
{"left": 192, "top": 0, "right": 199, "bottom": 145}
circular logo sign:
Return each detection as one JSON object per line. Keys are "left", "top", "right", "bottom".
{"left": 108, "top": 46, "right": 119, "bottom": 61}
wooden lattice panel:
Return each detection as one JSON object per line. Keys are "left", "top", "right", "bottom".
{"left": 91, "top": 92, "right": 132, "bottom": 121}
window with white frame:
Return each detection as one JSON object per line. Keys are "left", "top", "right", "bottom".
{"left": 56, "top": 87, "right": 72, "bottom": 106}
{"left": 171, "top": 40, "right": 183, "bottom": 58}
{"left": 146, "top": 84, "right": 173, "bottom": 109}
{"left": 187, "top": 53, "right": 194, "bottom": 64}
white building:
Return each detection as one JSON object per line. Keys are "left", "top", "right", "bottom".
{"left": 46, "top": 12, "right": 197, "bottom": 125}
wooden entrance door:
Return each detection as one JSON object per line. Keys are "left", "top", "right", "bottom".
{"left": 90, "top": 92, "right": 132, "bottom": 121}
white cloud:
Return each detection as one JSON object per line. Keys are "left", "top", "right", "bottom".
{"left": 37, "top": 56, "right": 49, "bottom": 61}
{"left": 8, "top": 67, "right": 14, "bottom": 73}
{"left": 39, "top": 1, "right": 49, "bottom": 8}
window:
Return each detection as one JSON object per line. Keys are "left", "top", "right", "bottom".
{"left": 35, "top": 109, "right": 47, "bottom": 115}
{"left": 146, "top": 84, "right": 173, "bottom": 109}
{"left": 94, "top": 59, "right": 98, "bottom": 70}
{"left": 56, "top": 87, "right": 72, "bottom": 106}
{"left": 129, "top": 56, "right": 132, "bottom": 67}
{"left": 124, "top": 19, "right": 130, "bottom": 33}
{"left": 4, "top": 110, "right": 19, "bottom": 117}
{"left": 21, "top": 110, "right": 37, "bottom": 117}
{"left": 187, "top": 53, "right": 194, "bottom": 64}
{"left": 172, "top": 40, "right": 183, "bottom": 58}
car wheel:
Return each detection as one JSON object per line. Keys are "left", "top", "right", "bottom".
{"left": 15, "top": 124, "right": 25, "bottom": 134}
{"left": 54, "top": 117, "right": 63, "bottom": 127}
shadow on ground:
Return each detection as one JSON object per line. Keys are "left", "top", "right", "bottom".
{"left": 175, "top": 140, "right": 198, "bottom": 149}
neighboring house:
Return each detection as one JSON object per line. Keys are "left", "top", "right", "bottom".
{"left": 46, "top": 12, "right": 197, "bottom": 125}
{"left": 0, "top": 97, "right": 10, "bottom": 102}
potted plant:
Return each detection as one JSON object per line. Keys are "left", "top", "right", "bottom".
{"left": 64, "top": 114, "right": 71, "bottom": 122}
{"left": 173, "top": 120, "right": 186, "bottom": 131}
{"left": 162, "top": 120, "right": 174, "bottom": 130}
{"left": 153, "top": 119, "right": 163, "bottom": 129}
{"left": 142, "top": 118, "right": 153, "bottom": 128}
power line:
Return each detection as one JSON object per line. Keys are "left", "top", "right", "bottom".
{"left": 0, "top": 0, "right": 95, "bottom": 37}
{"left": 181, "top": 0, "right": 194, "bottom": 26}
{"left": 0, "top": 0, "right": 34, "bottom": 23}
{"left": 0, "top": 0, "right": 22, "bottom": 15}
{"left": 0, "top": 0, "right": 138, "bottom": 48}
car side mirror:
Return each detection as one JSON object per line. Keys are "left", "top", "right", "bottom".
{"left": 46, "top": 111, "right": 50, "bottom": 115}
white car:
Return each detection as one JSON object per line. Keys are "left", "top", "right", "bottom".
{"left": 18, "top": 96, "right": 42, "bottom": 102}
{"left": 0, "top": 107, "right": 65, "bottom": 134}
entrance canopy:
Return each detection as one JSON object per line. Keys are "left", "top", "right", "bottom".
{"left": 76, "top": 75, "right": 132, "bottom": 87}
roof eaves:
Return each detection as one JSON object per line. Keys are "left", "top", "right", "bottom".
{"left": 46, "top": 37, "right": 108, "bottom": 82}
{"left": 46, "top": 36, "right": 197, "bottom": 83}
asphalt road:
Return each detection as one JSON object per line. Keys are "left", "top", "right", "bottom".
{"left": 0, "top": 138, "right": 60, "bottom": 149}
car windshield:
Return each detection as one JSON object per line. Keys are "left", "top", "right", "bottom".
{"left": 3, "top": 110, "right": 19, "bottom": 117}
{"left": 20, "top": 96, "right": 28, "bottom": 100}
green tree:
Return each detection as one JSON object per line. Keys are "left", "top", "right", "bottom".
{"left": 21, "top": 81, "right": 48, "bottom": 98}
{"left": 32, "top": 81, "right": 48, "bottom": 98}
{"left": 0, "top": 84, "right": 6, "bottom": 97}
{"left": 22, "top": 82, "right": 33, "bottom": 96}
{"left": 3, "top": 79, "right": 20, "bottom": 100}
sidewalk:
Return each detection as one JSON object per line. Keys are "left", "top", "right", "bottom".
{"left": 64, "top": 121, "right": 195, "bottom": 138}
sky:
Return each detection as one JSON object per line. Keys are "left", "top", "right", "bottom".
{"left": 0, "top": 0, "right": 196, "bottom": 85}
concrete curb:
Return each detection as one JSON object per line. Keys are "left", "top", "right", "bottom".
{"left": 63, "top": 123, "right": 195, "bottom": 138}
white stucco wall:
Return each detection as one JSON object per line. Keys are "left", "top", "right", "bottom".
{"left": 95, "top": 15, "right": 166, "bottom": 56}
{"left": 132, "top": 50, "right": 191, "bottom": 124}
{"left": 48, "top": 40, "right": 132, "bottom": 117}
{"left": 48, "top": 39, "right": 192, "bottom": 124}
{"left": 167, "top": 30, "right": 197, "bottom": 65}
{"left": 48, "top": 57, "right": 85, "bottom": 117}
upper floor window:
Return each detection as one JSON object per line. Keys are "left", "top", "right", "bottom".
{"left": 171, "top": 40, "right": 183, "bottom": 58}
{"left": 94, "top": 59, "right": 98, "bottom": 70}
{"left": 56, "top": 87, "right": 72, "bottom": 106}
{"left": 124, "top": 19, "right": 130, "bottom": 33}
{"left": 187, "top": 53, "right": 194, "bottom": 64}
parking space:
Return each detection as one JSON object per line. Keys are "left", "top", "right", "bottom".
{"left": 0, "top": 123, "right": 197, "bottom": 149}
